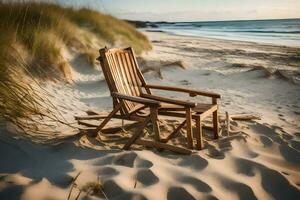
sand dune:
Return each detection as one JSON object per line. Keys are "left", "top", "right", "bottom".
{"left": 1, "top": 31, "right": 300, "bottom": 199}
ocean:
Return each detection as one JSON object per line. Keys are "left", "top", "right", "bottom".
{"left": 145, "top": 18, "right": 300, "bottom": 47}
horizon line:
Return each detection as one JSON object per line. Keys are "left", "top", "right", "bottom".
{"left": 123, "top": 17, "right": 300, "bottom": 23}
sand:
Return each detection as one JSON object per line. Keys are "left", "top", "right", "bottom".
{"left": 0, "top": 31, "right": 299, "bottom": 200}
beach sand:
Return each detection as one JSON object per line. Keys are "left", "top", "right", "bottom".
{"left": 0, "top": 31, "right": 299, "bottom": 200}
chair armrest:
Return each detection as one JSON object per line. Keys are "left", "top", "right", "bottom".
{"left": 144, "top": 84, "right": 221, "bottom": 98}
{"left": 111, "top": 92, "right": 161, "bottom": 107}
{"left": 141, "top": 94, "right": 196, "bottom": 108}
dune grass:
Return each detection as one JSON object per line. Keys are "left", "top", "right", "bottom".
{"left": 0, "top": 1, "right": 151, "bottom": 132}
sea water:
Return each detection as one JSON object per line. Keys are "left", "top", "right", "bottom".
{"left": 146, "top": 18, "right": 300, "bottom": 47}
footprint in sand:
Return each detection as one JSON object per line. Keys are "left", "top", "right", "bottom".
{"left": 220, "top": 177, "right": 257, "bottom": 200}
{"left": 136, "top": 169, "right": 159, "bottom": 186}
{"left": 293, "top": 111, "right": 300, "bottom": 115}
{"left": 94, "top": 155, "right": 115, "bottom": 166}
{"left": 259, "top": 135, "right": 273, "bottom": 147}
{"left": 234, "top": 158, "right": 300, "bottom": 199}
{"left": 290, "top": 140, "right": 300, "bottom": 151}
{"left": 97, "top": 167, "right": 119, "bottom": 176}
{"left": 113, "top": 152, "right": 137, "bottom": 168}
{"left": 206, "top": 144, "right": 225, "bottom": 159}
{"left": 103, "top": 179, "right": 148, "bottom": 200}
{"left": 134, "top": 157, "right": 154, "bottom": 168}
{"left": 177, "top": 155, "right": 208, "bottom": 170}
{"left": 167, "top": 187, "right": 196, "bottom": 200}
{"left": 178, "top": 176, "right": 212, "bottom": 193}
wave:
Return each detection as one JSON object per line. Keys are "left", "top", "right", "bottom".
{"left": 147, "top": 19, "right": 300, "bottom": 47}
{"left": 228, "top": 30, "right": 300, "bottom": 34}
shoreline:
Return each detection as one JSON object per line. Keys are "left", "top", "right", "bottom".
{"left": 142, "top": 29, "right": 300, "bottom": 48}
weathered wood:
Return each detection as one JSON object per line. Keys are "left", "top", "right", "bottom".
{"left": 75, "top": 115, "right": 108, "bottom": 120}
{"left": 86, "top": 110, "right": 101, "bottom": 115}
{"left": 141, "top": 93, "right": 196, "bottom": 107}
{"left": 78, "top": 120, "right": 98, "bottom": 127}
{"left": 162, "top": 120, "right": 186, "bottom": 143}
{"left": 94, "top": 46, "right": 221, "bottom": 152}
{"left": 145, "top": 84, "right": 221, "bottom": 98}
{"left": 79, "top": 122, "right": 141, "bottom": 134}
{"left": 186, "top": 108, "right": 193, "bottom": 149}
{"left": 123, "top": 117, "right": 151, "bottom": 150}
{"left": 135, "top": 139, "right": 192, "bottom": 155}
{"left": 112, "top": 92, "right": 160, "bottom": 107}
{"left": 230, "top": 114, "right": 261, "bottom": 121}
{"left": 126, "top": 47, "right": 150, "bottom": 94}
{"left": 95, "top": 103, "right": 123, "bottom": 133}
{"left": 198, "top": 104, "right": 218, "bottom": 119}
{"left": 226, "top": 111, "right": 230, "bottom": 136}
{"left": 212, "top": 98, "right": 219, "bottom": 139}
{"left": 195, "top": 116, "right": 203, "bottom": 150}
{"left": 150, "top": 107, "right": 160, "bottom": 141}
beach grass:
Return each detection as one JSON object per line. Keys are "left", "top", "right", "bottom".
{"left": 0, "top": 1, "right": 151, "bottom": 131}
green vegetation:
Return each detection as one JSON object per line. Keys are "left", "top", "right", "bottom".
{"left": 0, "top": 1, "right": 151, "bottom": 132}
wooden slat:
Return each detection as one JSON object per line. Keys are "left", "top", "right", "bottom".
{"left": 101, "top": 48, "right": 145, "bottom": 115}
{"left": 125, "top": 52, "right": 140, "bottom": 96}
{"left": 106, "top": 54, "right": 122, "bottom": 94}
{"left": 141, "top": 93, "right": 196, "bottom": 107}
{"left": 123, "top": 117, "right": 151, "bottom": 150}
{"left": 145, "top": 84, "right": 221, "bottom": 98}
{"left": 122, "top": 53, "right": 138, "bottom": 110}
{"left": 75, "top": 115, "right": 108, "bottom": 120}
{"left": 108, "top": 53, "right": 132, "bottom": 113}
{"left": 124, "top": 52, "right": 140, "bottom": 96}
{"left": 78, "top": 120, "right": 98, "bottom": 127}
{"left": 95, "top": 103, "right": 123, "bottom": 133}
{"left": 116, "top": 53, "right": 132, "bottom": 98}
{"left": 120, "top": 52, "right": 137, "bottom": 97}
{"left": 115, "top": 53, "right": 134, "bottom": 110}
{"left": 126, "top": 50, "right": 143, "bottom": 94}
{"left": 199, "top": 105, "right": 218, "bottom": 119}
{"left": 116, "top": 52, "right": 136, "bottom": 111}
{"left": 127, "top": 47, "right": 149, "bottom": 92}
{"left": 186, "top": 108, "right": 193, "bottom": 149}
{"left": 212, "top": 98, "right": 219, "bottom": 139}
{"left": 111, "top": 53, "right": 127, "bottom": 95}
{"left": 195, "top": 116, "right": 203, "bottom": 150}
{"left": 150, "top": 107, "right": 160, "bottom": 141}
{"left": 161, "top": 120, "right": 186, "bottom": 143}
{"left": 79, "top": 122, "right": 141, "bottom": 134}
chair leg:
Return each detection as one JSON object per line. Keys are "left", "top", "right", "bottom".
{"left": 150, "top": 107, "right": 160, "bottom": 142}
{"left": 186, "top": 108, "right": 193, "bottom": 149}
{"left": 123, "top": 117, "right": 151, "bottom": 150}
{"left": 195, "top": 116, "right": 203, "bottom": 150}
{"left": 213, "top": 109, "right": 219, "bottom": 139}
{"left": 162, "top": 120, "right": 186, "bottom": 143}
{"left": 95, "top": 103, "right": 122, "bottom": 134}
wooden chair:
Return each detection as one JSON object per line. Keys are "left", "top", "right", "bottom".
{"left": 94, "top": 47, "right": 220, "bottom": 154}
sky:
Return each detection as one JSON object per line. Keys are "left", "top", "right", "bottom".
{"left": 55, "top": 0, "right": 300, "bottom": 22}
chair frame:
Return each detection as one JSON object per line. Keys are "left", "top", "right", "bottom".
{"left": 94, "top": 47, "right": 221, "bottom": 154}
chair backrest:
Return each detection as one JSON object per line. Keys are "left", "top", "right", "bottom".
{"left": 98, "top": 47, "right": 147, "bottom": 114}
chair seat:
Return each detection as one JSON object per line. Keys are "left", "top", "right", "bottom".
{"left": 160, "top": 102, "right": 216, "bottom": 114}
{"left": 158, "top": 102, "right": 218, "bottom": 120}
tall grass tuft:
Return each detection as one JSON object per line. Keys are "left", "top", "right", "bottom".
{"left": 0, "top": 1, "right": 151, "bottom": 134}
